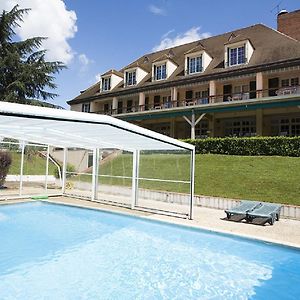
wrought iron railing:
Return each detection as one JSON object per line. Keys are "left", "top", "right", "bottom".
{"left": 94, "top": 85, "right": 300, "bottom": 116}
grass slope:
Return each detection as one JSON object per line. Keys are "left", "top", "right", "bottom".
{"left": 98, "top": 154, "right": 300, "bottom": 206}
{"left": 8, "top": 152, "right": 56, "bottom": 175}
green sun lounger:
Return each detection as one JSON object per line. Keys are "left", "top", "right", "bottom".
{"left": 247, "top": 202, "right": 282, "bottom": 225}
{"left": 225, "top": 200, "right": 261, "bottom": 221}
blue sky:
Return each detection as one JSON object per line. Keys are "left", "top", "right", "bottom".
{"left": 1, "top": 0, "right": 300, "bottom": 108}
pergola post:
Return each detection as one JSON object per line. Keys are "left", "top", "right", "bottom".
{"left": 189, "top": 148, "right": 195, "bottom": 220}
{"left": 131, "top": 150, "right": 139, "bottom": 209}
{"left": 19, "top": 141, "right": 25, "bottom": 196}
{"left": 62, "top": 147, "right": 67, "bottom": 194}
{"left": 91, "top": 148, "right": 99, "bottom": 201}
{"left": 45, "top": 145, "right": 50, "bottom": 192}
{"left": 183, "top": 111, "right": 206, "bottom": 139}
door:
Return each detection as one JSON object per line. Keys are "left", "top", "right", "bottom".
{"left": 268, "top": 78, "right": 279, "bottom": 96}
{"left": 249, "top": 81, "right": 256, "bottom": 99}
{"left": 223, "top": 85, "right": 232, "bottom": 101}
{"left": 154, "top": 95, "right": 161, "bottom": 108}
{"left": 117, "top": 101, "right": 123, "bottom": 114}
{"left": 185, "top": 90, "right": 193, "bottom": 99}
{"left": 126, "top": 100, "right": 133, "bottom": 112}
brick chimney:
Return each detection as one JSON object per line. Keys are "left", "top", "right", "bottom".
{"left": 277, "top": 9, "right": 300, "bottom": 41}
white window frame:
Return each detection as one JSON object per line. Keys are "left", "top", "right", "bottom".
{"left": 101, "top": 77, "right": 111, "bottom": 91}
{"left": 187, "top": 55, "right": 203, "bottom": 74}
{"left": 125, "top": 69, "right": 137, "bottom": 86}
{"left": 82, "top": 103, "right": 90, "bottom": 113}
{"left": 228, "top": 44, "right": 246, "bottom": 67}
{"left": 153, "top": 63, "right": 167, "bottom": 81}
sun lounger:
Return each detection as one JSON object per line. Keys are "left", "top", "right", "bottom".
{"left": 247, "top": 202, "right": 282, "bottom": 225}
{"left": 225, "top": 200, "right": 261, "bottom": 221}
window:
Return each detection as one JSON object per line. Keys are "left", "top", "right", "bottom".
{"left": 104, "top": 103, "right": 111, "bottom": 114}
{"left": 291, "top": 77, "right": 299, "bottom": 86}
{"left": 101, "top": 77, "right": 111, "bottom": 91}
{"left": 281, "top": 79, "right": 289, "bottom": 87}
{"left": 195, "top": 120, "right": 208, "bottom": 138}
{"left": 271, "top": 116, "right": 300, "bottom": 136}
{"left": 229, "top": 45, "right": 246, "bottom": 66}
{"left": 195, "top": 90, "right": 209, "bottom": 104}
{"left": 126, "top": 100, "right": 133, "bottom": 112}
{"left": 125, "top": 70, "right": 137, "bottom": 86}
{"left": 88, "top": 153, "right": 93, "bottom": 168}
{"left": 82, "top": 103, "right": 90, "bottom": 113}
{"left": 188, "top": 55, "right": 202, "bottom": 74}
{"left": 224, "top": 118, "right": 256, "bottom": 137}
{"left": 152, "top": 123, "right": 170, "bottom": 136}
{"left": 154, "top": 64, "right": 167, "bottom": 80}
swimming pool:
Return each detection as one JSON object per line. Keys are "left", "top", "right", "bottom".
{"left": 0, "top": 202, "right": 299, "bottom": 299}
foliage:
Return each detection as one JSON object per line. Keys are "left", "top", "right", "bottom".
{"left": 0, "top": 5, "right": 65, "bottom": 104}
{"left": 183, "top": 136, "right": 300, "bottom": 157}
{"left": 0, "top": 151, "right": 12, "bottom": 187}
{"left": 54, "top": 163, "right": 76, "bottom": 179}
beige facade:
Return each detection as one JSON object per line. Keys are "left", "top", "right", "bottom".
{"left": 69, "top": 12, "right": 300, "bottom": 139}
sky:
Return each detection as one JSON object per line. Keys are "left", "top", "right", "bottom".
{"left": 1, "top": 0, "right": 300, "bottom": 108}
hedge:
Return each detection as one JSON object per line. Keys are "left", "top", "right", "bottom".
{"left": 183, "top": 136, "right": 300, "bottom": 157}
{"left": 0, "top": 151, "right": 12, "bottom": 187}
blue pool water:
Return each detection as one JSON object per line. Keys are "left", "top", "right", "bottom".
{"left": 0, "top": 202, "right": 299, "bottom": 299}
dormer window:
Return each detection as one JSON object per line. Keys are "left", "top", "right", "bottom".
{"left": 154, "top": 63, "right": 167, "bottom": 80}
{"left": 225, "top": 38, "right": 253, "bottom": 68}
{"left": 125, "top": 70, "right": 137, "bottom": 86}
{"left": 101, "top": 77, "right": 111, "bottom": 91}
{"left": 187, "top": 55, "right": 203, "bottom": 74}
{"left": 228, "top": 45, "right": 246, "bottom": 66}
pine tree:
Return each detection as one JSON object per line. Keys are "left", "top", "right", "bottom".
{"left": 0, "top": 5, "right": 66, "bottom": 105}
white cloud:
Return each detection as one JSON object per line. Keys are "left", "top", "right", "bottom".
{"left": 148, "top": 4, "right": 166, "bottom": 16}
{"left": 0, "top": 0, "right": 77, "bottom": 64}
{"left": 153, "top": 27, "right": 211, "bottom": 51}
{"left": 95, "top": 73, "right": 101, "bottom": 83}
{"left": 78, "top": 53, "right": 93, "bottom": 73}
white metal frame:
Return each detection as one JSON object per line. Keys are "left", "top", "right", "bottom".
{"left": 0, "top": 102, "right": 196, "bottom": 219}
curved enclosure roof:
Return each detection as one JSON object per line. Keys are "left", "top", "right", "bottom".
{"left": 0, "top": 102, "right": 194, "bottom": 151}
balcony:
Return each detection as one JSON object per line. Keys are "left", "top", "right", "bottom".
{"left": 94, "top": 85, "right": 300, "bottom": 116}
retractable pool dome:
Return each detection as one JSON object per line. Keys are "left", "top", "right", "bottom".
{"left": 0, "top": 102, "right": 195, "bottom": 219}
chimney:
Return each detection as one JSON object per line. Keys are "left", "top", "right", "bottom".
{"left": 277, "top": 9, "right": 300, "bottom": 41}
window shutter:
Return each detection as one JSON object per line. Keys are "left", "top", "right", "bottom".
{"left": 187, "top": 57, "right": 190, "bottom": 74}
{"left": 153, "top": 65, "right": 157, "bottom": 80}
{"left": 125, "top": 72, "right": 128, "bottom": 86}
{"left": 227, "top": 48, "right": 230, "bottom": 67}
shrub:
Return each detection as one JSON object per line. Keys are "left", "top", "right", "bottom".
{"left": 54, "top": 163, "right": 76, "bottom": 179}
{"left": 0, "top": 151, "right": 12, "bottom": 187}
{"left": 183, "top": 136, "right": 300, "bottom": 157}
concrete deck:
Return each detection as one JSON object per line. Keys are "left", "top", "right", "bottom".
{"left": 1, "top": 196, "right": 299, "bottom": 249}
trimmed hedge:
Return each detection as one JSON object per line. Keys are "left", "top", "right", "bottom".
{"left": 183, "top": 136, "right": 300, "bottom": 157}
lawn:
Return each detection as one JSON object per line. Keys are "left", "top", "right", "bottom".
{"left": 96, "top": 154, "right": 300, "bottom": 206}
{"left": 6, "top": 150, "right": 300, "bottom": 206}
{"left": 8, "top": 152, "right": 56, "bottom": 175}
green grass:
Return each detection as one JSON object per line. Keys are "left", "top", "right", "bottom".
{"left": 8, "top": 152, "right": 56, "bottom": 175}
{"left": 77, "top": 153, "right": 300, "bottom": 206}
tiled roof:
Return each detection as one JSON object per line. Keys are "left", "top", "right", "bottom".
{"left": 69, "top": 24, "right": 300, "bottom": 104}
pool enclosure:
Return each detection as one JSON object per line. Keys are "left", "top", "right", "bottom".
{"left": 0, "top": 102, "right": 195, "bottom": 219}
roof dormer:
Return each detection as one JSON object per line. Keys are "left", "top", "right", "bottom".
{"left": 224, "top": 34, "right": 254, "bottom": 68}
{"left": 184, "top": 43, "right": 212, "bottom": 75}
{"left": 124, "top": 65, "right": 148, "bottom": 87}
{"left": 100, "top": 69, "right": 123, "bottom": 92}
{"left": 152, "top": 54, "right": 177, "bottom": 81}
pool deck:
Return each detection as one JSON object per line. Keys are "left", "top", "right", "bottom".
{"left": 1, "top": 196, "right": 300, "bottom": 249}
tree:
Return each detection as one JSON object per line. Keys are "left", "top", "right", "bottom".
{"left": 0, "top": 5, "right": 65, "bottom": 105}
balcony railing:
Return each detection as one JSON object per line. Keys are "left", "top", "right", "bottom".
{"left": 94, "top": 85, "right": 300, "bottom": 116}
